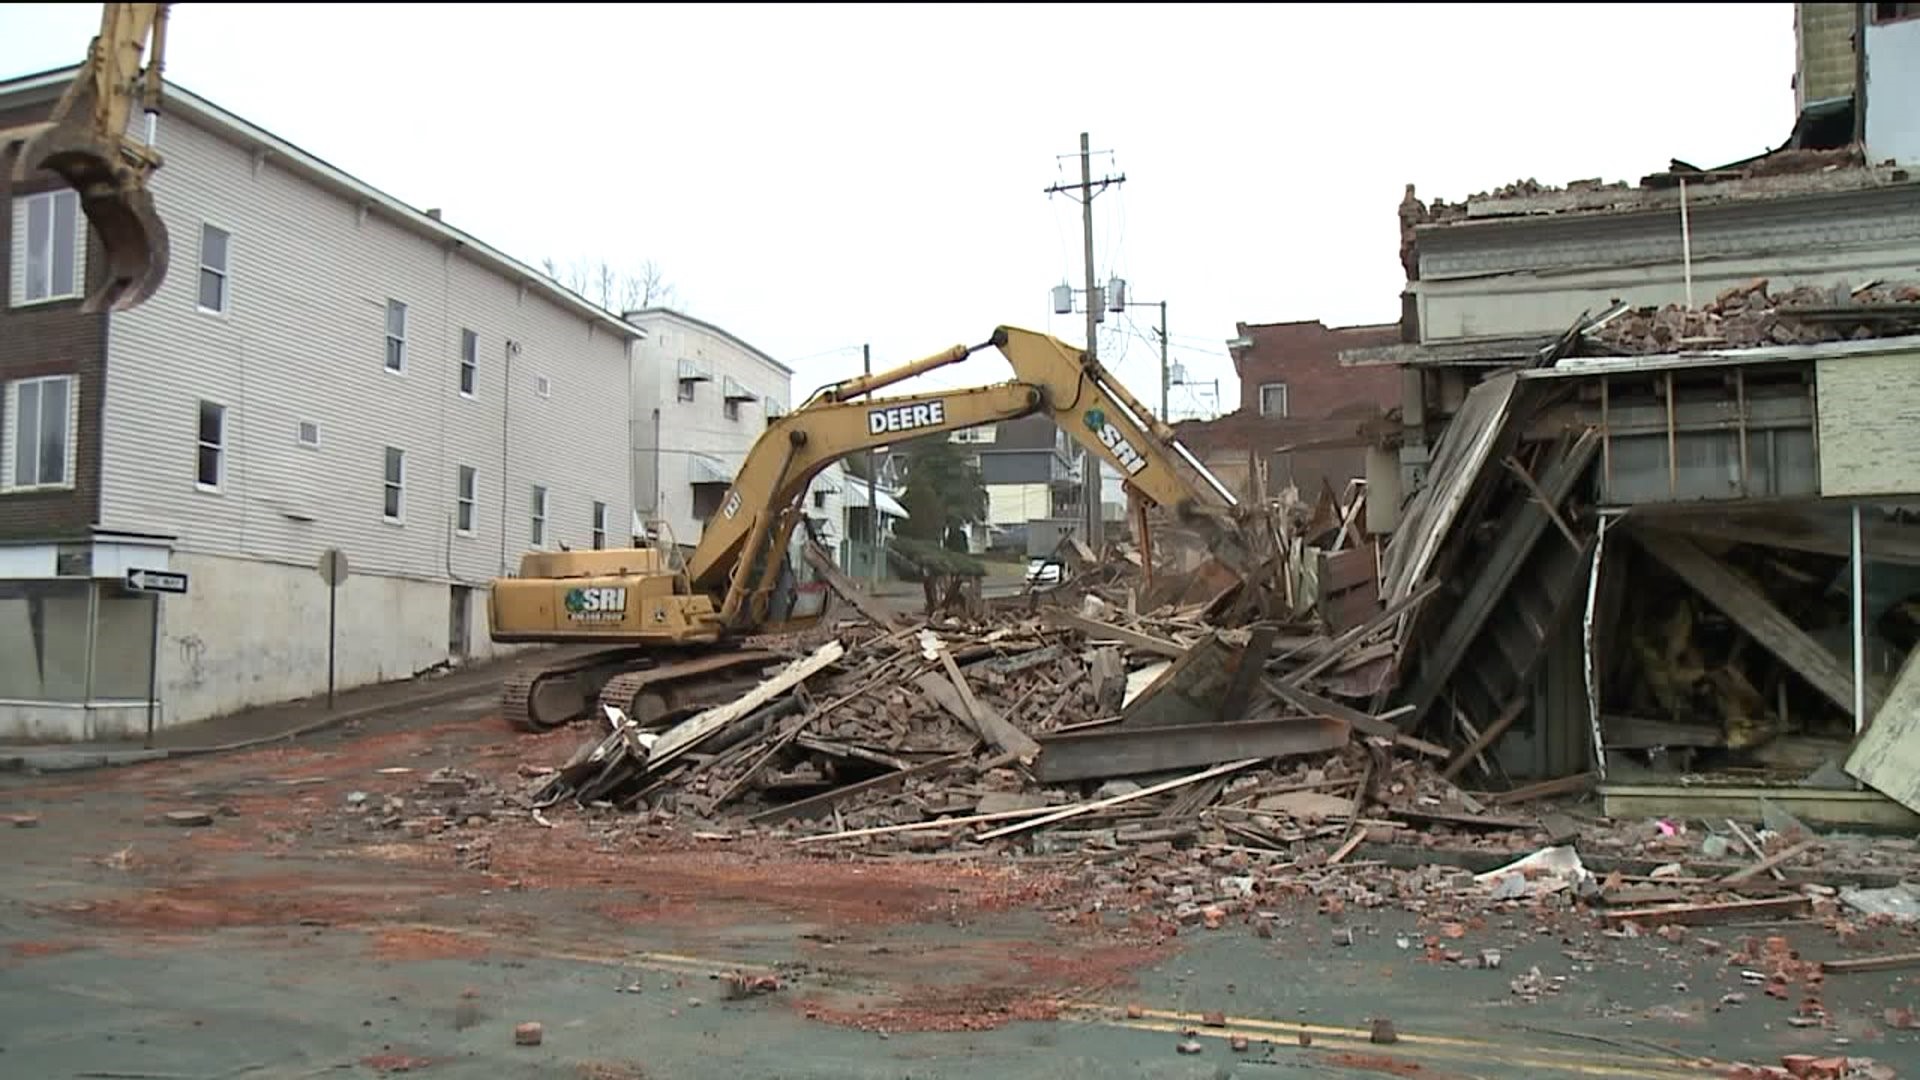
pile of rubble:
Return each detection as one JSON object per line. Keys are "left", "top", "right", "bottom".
{"left": 1588, "top": 278, "right": 1920, "bottom": 355}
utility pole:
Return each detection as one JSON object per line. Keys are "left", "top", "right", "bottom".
{"left": 1044, "top": 132, "right": 1124, "bottom": 550}
{"left": 864, "top": 343, "right": 879, "bottom": 588}
{"left": 1156, "top": 301, "right": 1169, "bottom": 423}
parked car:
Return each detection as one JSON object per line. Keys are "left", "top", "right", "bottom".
{"left": 1025, "top": 556, "right": 1065, "bottom": 587}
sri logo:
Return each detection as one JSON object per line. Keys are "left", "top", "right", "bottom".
{"left": 1082, "top": 408, "right": 1148, "bottom": 476}
{"left": 564, "top": 586, "right": 628, "bottom": 623}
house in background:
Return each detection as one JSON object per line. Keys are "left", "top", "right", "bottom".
{"left": 1173, "top": 319, "right": 1403, "bottom": 504}
{"left": 0, "top": 66, "right": 637, "bottom": 742}
{"left": 965, "top": 414, "right": 1082, "bottom": 554}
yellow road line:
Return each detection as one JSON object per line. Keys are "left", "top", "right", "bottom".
{"left": 1076, "top": 1013, "right": 1714, "bottom": 1079}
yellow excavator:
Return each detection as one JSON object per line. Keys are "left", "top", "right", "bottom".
{"left": 13, "top": 3, "right": 1252, "bottom": 733}
{"left": 486, "top": 325, "right": 1250, "bottom": 730}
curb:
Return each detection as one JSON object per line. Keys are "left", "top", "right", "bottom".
{"left": 0, "top": 679, "right": 500, "bottom": 775}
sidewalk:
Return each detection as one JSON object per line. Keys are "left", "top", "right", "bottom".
{"left": 0, "top": 646, "right": 587, "bottom": 773}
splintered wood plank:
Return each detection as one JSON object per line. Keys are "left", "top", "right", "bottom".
{"left": 1845, "top": 645, "right": 1920, "bottom": 813}
{"left": 937, "top": 650, "right": 1041, "bottom": 763}
{"left": 1602, "top": 895, "right": 1811, "bottom": 928}
{"left": 648, "top": 641, "right": 844, "bottom": 770}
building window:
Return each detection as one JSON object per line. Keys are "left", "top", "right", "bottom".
{"left": 5, "top": 375, "right": 74, "bottom": 490}
{"left": 1874, "top": 3, "right": 1917, "bottom": 23}
{"left": 18, "top": 190, "right": 81, "bottom": 304}
{"left": 198, "top": 224, "right": 230, "bottom": 313}
{"left": 383, "top": 446, "right": 406, "bottom": 521}
{"left": 724, "top": 398, "right": 741, "bottom": 422}
{"left": 297, "top": 419, "right": 321, "bottom": 448}
{"left": 196, "top": 400, "right": 225, "bottom": 490}
{"left": 1259, "top": 383, "right": 1289, "bottom": 417}
{"left": 531, "top": 484, "right": 549, "bottom": 546}
{"left": 385, "top": 299, "right": 407, "bottom": 373}
{"left": 592, "top": 500, "right": 607, "bottom": 549}
{"left": 459, "top": 329, "right": 477, "bottom": 396}
{"left": 535, "top": 374, "right": 551, "bottom": 398}
{"left": 677, "top": 380, "right": 696, "bottom": 403}
{"left": 456, "top": 465, "right": 477, "bottom": 534}
{"left": 813, "top": 490, "right": 827, "bottom": 510}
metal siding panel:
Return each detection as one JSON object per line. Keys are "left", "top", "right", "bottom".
{"left": 1816, "top": 352, "right": 1920, "bottom": 497}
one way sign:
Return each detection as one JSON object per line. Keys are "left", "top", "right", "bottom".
{"left": 125, "top": 567, "right": 189, "bottom": 595}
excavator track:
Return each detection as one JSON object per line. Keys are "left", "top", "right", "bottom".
{"left": 594, "top": 649, "right": 787, "bottom": 728}
{"left": 500, "top": 647, "right": 646, "bottom": 733}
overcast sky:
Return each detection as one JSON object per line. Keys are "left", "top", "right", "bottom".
{"left": 1, "top": 3, "right": 1795, "bottom": 416}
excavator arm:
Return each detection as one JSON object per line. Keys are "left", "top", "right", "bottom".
{"left": 4, "top": 2, "right": 172, "bottom": 312}
{"left": 687, "top": 325, "right": 1245, "bottom": 631}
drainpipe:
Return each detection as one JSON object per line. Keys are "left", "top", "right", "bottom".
{"left": 499, "top": 339, "right": 517, "bottom": 575}
{"left": 651, "top": 407, "right": 663, "bottom": 525}
{"left": 1853, "top": 1, "right": 1869, "bottom": 148}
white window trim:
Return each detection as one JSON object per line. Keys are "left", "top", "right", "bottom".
{"left": 535, "top": 374, "right": 551, "bottom": 399}
{"left": 13, "top": 190, "right": 85, "bottom": 307}
{"left": 531, "top": 484, "right": 549, "bottom": 548}
{"left": 2, "top": 374, "right": 79, "bottom": 493}
{"left": 195, "top": 399, "right": 226, "bottom": 494}
{"left": 196, "top": 221, "right": 232, "bottom": 316}
{"left": 384, "top": 299, "right": 408, "bottom": 375}
{"left": 455, "top": 464, "right": 478, "bottom": 537}
{"left": 296, "top": 419, "right": 322, "bottom": 449}
{"left": 1258, "top": 382, "right": 1289, "bottom": 418}
{"left": 383, "top": 446, "right": 407, "bottom": 524}
{"left": 458, "top": 328, "right": 478, "bottom": 399}
{"left": 591, "top": 500, "right": 607, "bottom": 549}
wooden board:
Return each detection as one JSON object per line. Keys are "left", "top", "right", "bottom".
{"left": 1034, "top": 717, "right": 1350, "bottom": 783}
{"left": 1845, "top": 644, "right": 1920, "bottom": 814}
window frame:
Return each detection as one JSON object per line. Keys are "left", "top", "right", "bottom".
{"left": 4, "top": 374, "right": 77, "bottom": 492}
{"left": 382, "top": 445, "right": 406, "bottom": 523}
{"left": 456, "top": 464, "right": 477, "bottom": 536}
{"left": 459, "top": 328, "right": 478, "bottom": 398}
{"left": 296, "top": 419, "right": 322, "bottom": 449}
{"left": 1258, "top": 382, "right": 1289, "bottom": 418}
{"left": 196, "top": 399, "right": 227, "bottom": 492}
{"left": 384, "top": 299, "right": 408, "bottom": 374}
{"left": 17, "top": 189, "right": 82, "bottom": 306}
{"left": 197, "top": 222, "right": 231, "bottom": 315}
{"left": 591, "top": 500, "right": 607, "bottom": 550}
{"left": 531, "top": 484, "right": 550, "bottom": 547}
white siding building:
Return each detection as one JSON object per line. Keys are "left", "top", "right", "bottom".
{"left": 0, "top": 68, "right": 637, "bottom": 740}
{"left": 626, "top": 308, "right": 835, "bottom": 551}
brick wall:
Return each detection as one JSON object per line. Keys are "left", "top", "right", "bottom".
{"left": 1797, "top": 2, "right": 1858, "bottom": 110}
{"left": 0, "top": 99, "right": 108, "bottom": 542}
{"left": 1175, "top": 412, "right": 1395, "bottom": 501}
{"left": 1228, "top": 319, "right": 1402, "bottom": 419}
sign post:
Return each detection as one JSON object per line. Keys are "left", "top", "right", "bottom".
{"left": 317, "top": 549, "right": 349, "bottom": 710}
{"left": 124, "top": 567, "right": 190, "bottom": 749}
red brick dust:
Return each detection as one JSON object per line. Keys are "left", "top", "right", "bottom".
{"left": 5, "top": 939, "right": 91, "bottom": 962}
{"left": 1319, "top": 1052, "right": 1455, "bottom": 1078}
{"left": 49, "top": 873, "right": 430, "bottom": 932}
{"left": 488, "top": 835, "right": 1075, "bottom": 928}
{"left": 794, "top": 930, "right": 1171, "bottom": 1033}
{"left": 369, "top": 927, "right": 493, "bottom": 962}
{"left": 359, "top": 1052, "right": 437, "bottom": 1073}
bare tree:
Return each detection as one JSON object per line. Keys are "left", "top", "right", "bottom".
{"left": 542, "top": 255, "right": 678, "bottom": 314}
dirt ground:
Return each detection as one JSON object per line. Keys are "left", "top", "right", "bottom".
{"left": 3, "top": 689, "right": 1919, "bottom": 1079}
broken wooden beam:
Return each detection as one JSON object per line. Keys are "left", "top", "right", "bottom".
{"left": 1033, "top": 717, "right": 1350, "bottom": 784}
{"left": 1265, "top": 679, "right": 1449, "bottom": 759}
{"left": 1633, "top": 529, "right": 1884, "bottom": 720}
{"left": 1044, "top": 609, "right": 1187, "bottom": 658}
{"left": 1720, "top": 838, "right": 1819, "bottom": 884}
{"left": 1820, "top": 951, "right": 1920, "bottom": 975}
{"left": 936, "top": 650, "right": 1041, "bottom": 763}
{"left": 1601, "top": 895, "right": 1811, "bottom": 928}
{"left": 976, "top": 758, "right": 1264, "bottom": 841}
{"left": 747, "top": 752, "right": 969, "bottom": 826}
{"left": 648, "top": 641, "right": 845, "bottom": 771}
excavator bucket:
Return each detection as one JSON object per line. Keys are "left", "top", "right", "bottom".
{"left": 34, "top": 134, "right": 170, "bottom": 314}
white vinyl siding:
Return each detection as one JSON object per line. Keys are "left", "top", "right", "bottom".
{"left": 196, "top": 399, "right": 226, "bottom": 490}
{"left": 383, "top": 446, "right": 405, "bottom": 522}
{"left": 2, "top": 375, "right": 77, "bottom": 491}
{"left": 384, "top": 299, "right": 407, "bottom": 373}
{"left": 11, "top": 190, "right": 83, "bottom": 305}
{"left": 531, "top": 484, "right": 549, "bottom": 547}
{"left": 198, "top": 223, "right": 230, "bottom": 313}
{"left": 456, "top": 464, "right": 477, "bottom": 534}
{"left": 92, "top": 103, "right": 632, "bottom": 583}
